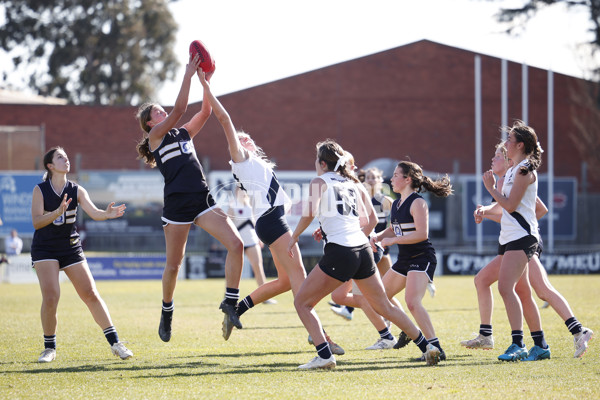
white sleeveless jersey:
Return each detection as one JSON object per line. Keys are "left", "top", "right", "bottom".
{"left": 499, "top": 159, "right": 539, "bottom": 245}
{"left": 228, "top": 201, "right": 259, "bottom": 246}
{"left": 317, "top": 172, "right": 368, "bottom": 247}
{"left": 230, "top": 154, "right": 291, "bottom": 219}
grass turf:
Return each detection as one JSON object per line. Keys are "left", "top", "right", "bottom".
{"left": 0, "top": 275, "right": 598, "bottom": 399}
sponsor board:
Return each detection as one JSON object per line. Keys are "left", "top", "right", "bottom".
{"left": 87, "top": 256, "right": 167, "bottom": 280}
{"left": 442, "top": 251, "right": 600, "bottom": 275}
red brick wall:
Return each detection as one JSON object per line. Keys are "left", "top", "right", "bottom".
{"left": 0, "top": 40, "right": 594, "bottom": 190}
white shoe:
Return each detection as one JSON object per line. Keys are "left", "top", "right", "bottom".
{"left": 298, "top": 355, "right": 336, "bottom": 370}
{"left": 262, "top": 299, "right": 277, "bottom": 305}
{"left": 366, "top": 338, "right": 397, "bottom": 350}
{"left": 38, "top": 348, "right": 56, "bottom": 363}
{"left": 427, "top": 282, "right": 436, "bottom": 298}
{"left": 423, "top": 344, "right": 441, "bottom": 366}
{"left": 574, "top": 328, "right": 593, "bottom": 358}
{"left": 460, "top": 333, "right": 494, "bottom": 349}
{"left": 330, "top": 306, "right": 353, "bottom": 321}
{"left": 111, "top": 342, "right": 133, "bottom": 360}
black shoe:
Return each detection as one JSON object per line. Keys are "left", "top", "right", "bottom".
{"left": 394, "top": 331, "right": 412, "bottom": 349}
{"left": 222, "top": 314, "right": 234, "bottom": 341}
{"left": 159, "top": 311, "right": 172, "bottom": 342}
{"left": 219, "top": 300, "right": 242, "bottom": 329}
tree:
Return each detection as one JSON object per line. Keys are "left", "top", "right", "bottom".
{"left": 490, "top": 0, "right": 600, "bottom": 185}
{"left": 492, "top": 0, "right": 600, "bottom": 80}
{"left": 0, "top": 0, "right": 179, "bottom": 105}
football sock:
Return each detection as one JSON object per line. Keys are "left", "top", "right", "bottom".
{"left": 479, "top": 324, "right": 493, "bottom": 337}
{"left": 511, "top": 330, "right": 525, "bottom": 347}
{"left": 316, "top": 342, "right": 332, "bottom": 359}
{"left": 162, "top": 300, "right": 174, "bottom": 313}
{"left": 531, "top": 330, "right": 548, "bottom": 349}
{"left": 224, "top": 288, "right": 239, "bottom": 306}
{"left": 236, "top": 295, "right": 254, "bottom": 316}
{"left": 44, "top": 334, "right": 56, "bottom": 350}
{"left": 103, "top": 326, "right": 119, "bottom": 346}
{"left": 378, "top": 327, "right": 394, "bottom": 341}
{"left": 428, "top": 337, "right": 443, "bottom": 352}
{"left": 565, "top": 317, "right": 583, "bottom": 335}
{"left": 414, "top": 332, "right": 429, "bottom": 353}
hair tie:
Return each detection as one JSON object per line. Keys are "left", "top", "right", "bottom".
{"left": 333, "top": 151, "right": 349, "bottom": 172}
{"left": 537, "top": 141, "right": 544, "bottom": 154}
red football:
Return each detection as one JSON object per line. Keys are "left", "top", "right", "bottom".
{"left": 189, "top": 39, "right": 216, "bottom": 74}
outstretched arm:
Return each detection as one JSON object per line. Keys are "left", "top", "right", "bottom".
{"left": 197, "top": 70, "right": 247, "bottom": 163}
{"left": 78, "top": 186, "right": 126, "bottom": 221}
{"left": 149, "top": 55, "right": 202, "bottom": 142}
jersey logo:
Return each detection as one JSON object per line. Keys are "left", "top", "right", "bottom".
{"left": 180, "top": 140, "right": 194, "bottom": 154}
{"left": 392, "top": 222, "right": 403, "bottom": 236}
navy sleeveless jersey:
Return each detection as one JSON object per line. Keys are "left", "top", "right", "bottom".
{"left": 372, "top": 194, "right": 388, "bottom": 233}
{"left": 390, "top": 192, "right": 435, "bottom": 260}
{"left": 152, "top": 127, "right": 209, "bottom": 196}
{"left": 31, "top": 180, "right": 81, "bottom": 253}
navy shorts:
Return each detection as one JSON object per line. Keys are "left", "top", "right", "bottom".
{"left": 318, "top": 242, "right": 377, "bottom": 282}
{"left": 498, "top": 235, "right": 538, "bottom": 261}
{"left": 32, "top": 248, "right": 86, "bottom": 270}
{"left": 162, "top": 191, "right": 217, "bottom": 225}
{"left": 372, "top": 242, "right": 385, "bottom": 264}
{"left": 255, "top": 205, "right": 290, "bottom": 246}
{"left": 391, "top": 253, "right": 437, "bottom": 282}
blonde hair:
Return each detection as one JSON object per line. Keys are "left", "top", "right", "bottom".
{"left": 238, "top": 131, "right": 275, "bottom": 168}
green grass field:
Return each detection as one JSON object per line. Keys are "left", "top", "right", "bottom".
{"left": 1, "top": 275, "right": 598, "bottom": 399}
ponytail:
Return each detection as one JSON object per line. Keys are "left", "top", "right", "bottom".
{"left": 136, "top": 136, "right": 156, "bottom": 167}
{"left": 398, "top": 161, "right": 453, "bottom": 197}
{"left": 316, "top": 139, "right": 359, "bottom": 183}
{"left": 135, "top": 102, "right": 157, "bottom": 167}
{"left": 508, "top": 120, "right": 542, "bottom": 175}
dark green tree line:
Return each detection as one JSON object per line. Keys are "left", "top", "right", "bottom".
{"left": 0, "top": 0, "right": 179, "bottom": 105}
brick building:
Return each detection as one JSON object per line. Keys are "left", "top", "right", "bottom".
{"left": 0, "top": 40, "right": 596, "bottom": 192}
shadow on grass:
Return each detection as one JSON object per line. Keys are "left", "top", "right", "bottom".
{"left": 5, "top": 351, "right": 500, "bottom": 379}
{"left": 5, "top": 360, "right": 218, "bottom": 374}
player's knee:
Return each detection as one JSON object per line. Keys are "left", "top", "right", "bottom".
{"left": 331, "top": 291, "right": 346, "bottom": 305}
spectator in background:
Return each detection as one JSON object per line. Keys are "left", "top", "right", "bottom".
{"left": 5, "top": 229, "right": 23, "bottom": 256}
{"left": 0, "top": 217, "right": 8, "bottom": 265}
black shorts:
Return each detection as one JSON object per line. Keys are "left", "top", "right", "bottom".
{"left": 255, "top": 205, "right": 290, "bottom": 246}
{"left": 535, "top": 237, "right": 544, "bottom": 257}
{"left": 391, "top": 253, "right": 437, "bottom": 282}
{"left": 498, "top": 235, "right": 539, "bottom": 261}
{"left": 32, "top": 248, "right": 86, "bottom": 270}
{"left": 162, "top": 191, "right": 217, "bottom": 225}
{"left": 318, "top": 242, "right": 377, "bottom": 282}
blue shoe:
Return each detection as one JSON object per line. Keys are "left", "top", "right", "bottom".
{"left": 498, "top": 343, "right": 528, "bottom": 361}
{"left": 523, "top": 345, "right": 551, "bottom": 361}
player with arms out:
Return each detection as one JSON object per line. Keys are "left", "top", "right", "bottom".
{"left": 136, "top": 52, "right": 244, "bottom": 342}
{"left": 31, "top": 147, "right": 132, "bottom": 363}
